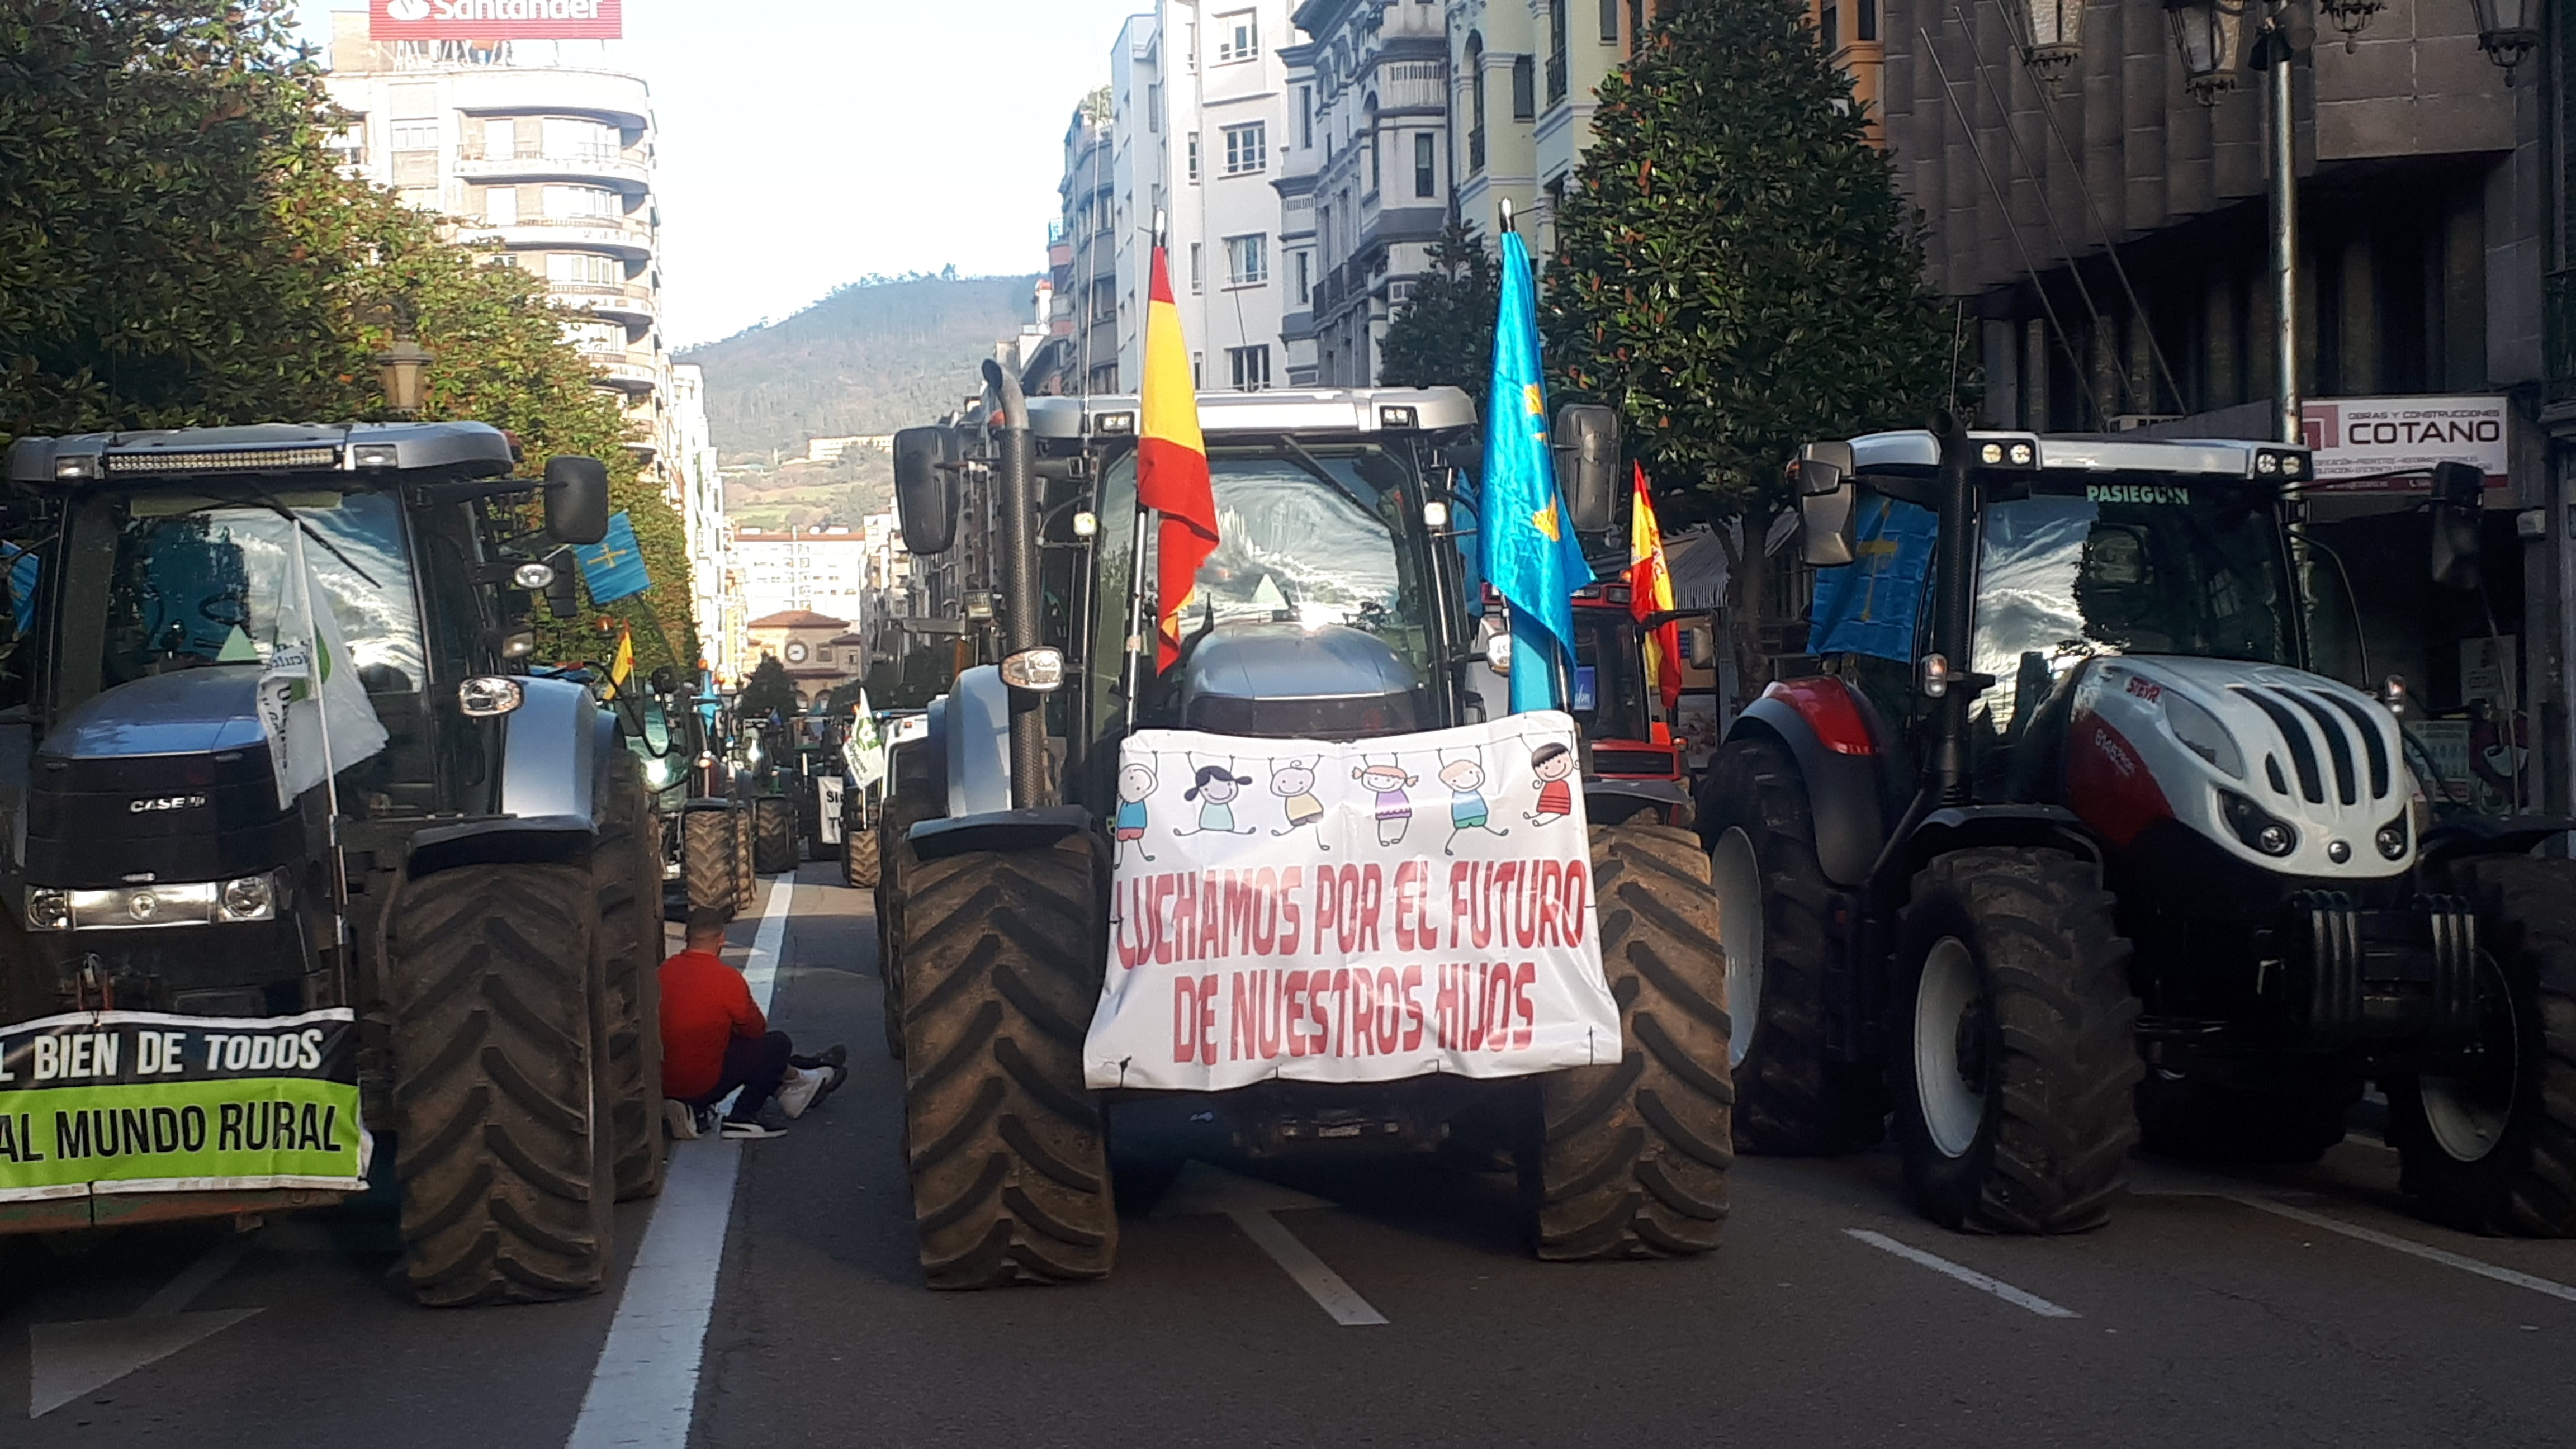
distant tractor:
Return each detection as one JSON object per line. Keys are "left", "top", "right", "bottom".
{"left": 1699, "top": 424, "right": 2575, "bottom": 1237}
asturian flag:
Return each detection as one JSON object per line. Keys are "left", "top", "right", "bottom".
{"left": 1138, "top": 245, "right": 1219, "bottom": 671}
{"left": 1480, "top": 227, "right": 1594, "bottom": 713}
{"left": 1627, "top": 463, "right": 1683, "bottom": 712}
{"left": 255, "top": 529, "right": 390, "bottom": 809}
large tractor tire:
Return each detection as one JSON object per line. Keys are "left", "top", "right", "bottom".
{"left": 1888, "top": 848, "right": 2141, "bottom": 1234}
{"left": 731, "top": 803, "right": 758, "bottom": 909}
{"left": 753, "top": 796, "right": 798, "bottom": 875}
{"left": 2387, "top": 855, "right": 2576, "bottom": 1236}
{"left": 1524, "top": 821, "right": 1735, "bottom": 1259}
{"left": 875, "top": 790, "right": 941, "bottom": 1062}
{"left": 898, "top": 836, "right": 1116, "bottom": 1288}
{"left": 682, "top": 808, "right": 737, "bottom": 916}
{"left": 2137, "top": 1069, "right": 2357, "bottom": 1164}
{"left": 388, "top": 863, "right": 614, "bottom": 1306}
{"left": 594, "top": 754, "right": 667, "bottom": 1202}
{"left": 1699, "top": 738, "right": 1883, "bottom": 1154}
{"left": 846, "top": 828, "right": 881, "bottom": 889}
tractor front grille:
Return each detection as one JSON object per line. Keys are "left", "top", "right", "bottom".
{"left": 2233, "top": 685, "right": 2394, "bottom": 809}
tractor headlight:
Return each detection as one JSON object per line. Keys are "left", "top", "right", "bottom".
{"left": 25, "top": 888, "right": 68, "bottom": 931}
{"left": 458, "top": 676, "right": 525, "bottom": 717}
{"left": 2375, "top": 816, "right": 2410, "bottom": 861}
{"left": 219, "top": 874, "right": 276, "bottom": 922}
{"left": 2220, "top": 790, "right": 2299, "bottom": 858}
{"left": 1000, "top": 647, "right": 1064, "bottom": 692}
{"left": 2162, "top": 690, "right": 2244, "bottom": 779}
{"left": 645, "top": 756, "right": 673, "bottom": 789}
{"left": 512, "top": 562, "right": 557, "bottom": 590}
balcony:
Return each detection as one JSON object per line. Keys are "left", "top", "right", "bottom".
{"left": 548, "top": 280, "right": 656, "bottom": 327}
{"left": 457, "top": 143, "right": 649, "bottom": 193}
{"left": 1545, "top": 51, "right": 1568, "bottom": 107}
{"left": 590, "top": 352, "right": 659, "bottom": 394}
{"left": 479, "top": 214, "right": 654, "bottom": 259}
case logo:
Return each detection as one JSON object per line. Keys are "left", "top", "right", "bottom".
{"left": 128, "top": 795, "right": 208, "bottom": 813}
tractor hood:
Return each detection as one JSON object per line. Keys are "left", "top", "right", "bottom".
{"left": 1175, "top": 622, "right": 1424, "bottom": 740}
{"left": 2062, "top": 655, "right": 2412, "bottom": 879}
{"left": 28, "top": 666, "right": 301, "bottom": 889}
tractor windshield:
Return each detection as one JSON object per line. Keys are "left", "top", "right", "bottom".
{"left": 1972, "top": 475, "right": 2295, "bottom": 731}
{"left": 98, "top": 491, "right": 424, "bottom": 694}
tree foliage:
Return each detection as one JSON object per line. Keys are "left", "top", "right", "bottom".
{"left": 1542, "top": 0, "right": 1959, "bottom": 528}
{"left": 736, "top": 655, "right": 798, "bottom": 721}
{"left": 1378, "top": 220, "right": 1500, "bottom": 406}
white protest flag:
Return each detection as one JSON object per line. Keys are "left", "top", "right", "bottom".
{"left": 845, "top": 689, "right": 886, "bottom": 791}
{"left": 255, "top": 528, "right": 390, "bottom": 809}
{"left": 1083, "top": 711, "right": 1622, "bottom": 1092}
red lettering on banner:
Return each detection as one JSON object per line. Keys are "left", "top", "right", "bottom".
{"left": 1448, "top": 863, "right": 1473, "bottom": 949}
{"left": 1231, "top": 971, "right": 1256, "bottom": 1060}
{"left": 1329, "top": 865, "right": 1359, "bottom": 953}
{"left": 1152, "top": 877, "right": 1176, "bottom": 965}
{"left": 1285, "top": 970, "right": 1309, "bottom": 1055}
{"left": 1198, "top": 879, "right": 1222, "bottom": 960}
{"left": 1197, "top": 974, "right": 1218, "bottom": 1065}
{"left": 1394, "top": 861, "right": 1424, "bottom": 950}
{"left": 1173, "top": 874, "right": 1197, "bottom": 960}
{"left": 1535, "top": 861, "right": 1562, "bottom": 948}
{"left": 1277, "top": 867, "right": 1304, "bottom": 953}
{"left": 1356, "top": 867, "right": 1385, "bottom": 953}
{"left": 1514, "top": 962, "right": 1537, "bottom": 1048}
{"left": 1560, "top": 862, "right": 1589, "bottom": 946}
{"left": 1116, "top": 879, "right": 1150, "bottom": 968}
{"left": 1400, "top": 965, "right": 1426, "bottom": 1049}
{"left": 1433, "top": 964, "right": 1460, "bottom": 1048}
{"left": 1172, "top": 977, "right": 1199, "bottom": 1063}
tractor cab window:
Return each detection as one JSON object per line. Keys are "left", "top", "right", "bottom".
{"left": 1969, "top": 477, "right": 2295, "bottom": 768}
{"left": 1570, "top": 608, "right": 1649, "bottom": 742}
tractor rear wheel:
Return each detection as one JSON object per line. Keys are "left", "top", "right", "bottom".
{"left": 875, "top": 790, "right": 941, "bottom": 1061}
{"left": 594, "top": 754, "right": 667, "bottom": 1201}
{"left": 898, "top": 836, "right": 1116, "bottom": 1287}
{"left": 1524, "top": 821, "right": 1735, "bottom": 1259}
{"left": 846, "top": 828, "right": 881, "bottom": 889}
{"left": 753, "top": 796, "right": 798, "bottom": 875}
{"left": 731, "top": 802, "right": 758, "bottom": 907}
{"left": 2137, "top": 1069, "right": 2357, "bottom": 1164}
{"left": 1889, "top": 848, "right": 2141, "bottom": 1234}
{"left": 2388, "top": 856, "right": 2576, "bottom": 1236}
{"left": 682, "top": 808, "right": 737, "bottom": 915}
{"left": 389, "top": 863, "right": 613, "bottom": 1305}
{"left": 1699, "top": 737, "right": 1883, "bottom": 1154}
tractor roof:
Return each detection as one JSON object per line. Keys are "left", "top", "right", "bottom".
{"left": 7, "top": 421, "right": 518, "bottom": 489}
{"left": 1840, "top": 429, "right": 2310, "bottom": 484}
{"left": 1024, "top": 386, "right": 1476, "bottom": 442}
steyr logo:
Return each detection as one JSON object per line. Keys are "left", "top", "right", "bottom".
{"left": 129, "top": 795, "right": 207, "bottom": 813}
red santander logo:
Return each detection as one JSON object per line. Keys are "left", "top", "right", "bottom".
{"left": 368, "top": 0, "right": 623, "bottom": 41}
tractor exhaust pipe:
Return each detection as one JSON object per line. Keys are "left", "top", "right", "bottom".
{"left": 982, "top": 358, "right": 1053, "bottom": 809}
{"left": 1929, "top": 415, "right": 1977, "bottom": 807}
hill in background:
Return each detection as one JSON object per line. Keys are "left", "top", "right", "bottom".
{"left": 678, "top": 272, "right": 1039, "bottom": 462}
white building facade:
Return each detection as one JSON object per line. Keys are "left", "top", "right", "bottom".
{"left": 666, "top": 363, "right": 729, "bottom": 677}
{"left": 731, "top": 527, "right": 878, "bottom": 638}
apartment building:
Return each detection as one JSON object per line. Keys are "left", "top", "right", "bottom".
{"left": 666, "top": 363, "right": 728, "bottom": 676}
{"left": 732, "top": 526, "right": 878, "bottom": 636}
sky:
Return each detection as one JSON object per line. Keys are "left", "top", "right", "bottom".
{"left": 294, "top": 1, "right": 1154, "bottom": 348}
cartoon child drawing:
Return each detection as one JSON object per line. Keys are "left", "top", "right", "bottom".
{"left": 1353, "top": 759, "right": 1418, "bottom": 847}
{"left": 1525, "top": 742, "right": 1578, "bottom": 825}
{"left": 1438, "top": 752, "right": 1509, "bottom": 856}
{"left": 1178, "top": 764, "right": 1256, "bottom": 836}
{"left": 1114, "top": 761, "right": 1157, "bottom": 863}
{"left": 1268, "top": 759, "right": 1330, "bottom": 849}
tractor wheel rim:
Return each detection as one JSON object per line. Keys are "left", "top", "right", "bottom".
{"left": 1711, "top": 827, "right": 1764, "bottom": 1068}
{"left": 2422, "top": 959, "right": 2520, "bottom": 1164}
{"left": 1915, "top": 936, "right": 1986, "bottom": 1159}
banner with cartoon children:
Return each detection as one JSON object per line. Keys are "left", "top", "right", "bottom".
{"left": 1084, "top": 712, "right": 1622, "bottom": 1092}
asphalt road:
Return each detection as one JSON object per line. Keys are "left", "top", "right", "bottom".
{"left": 5, "top": 861, "right": 2574, "bottom": 1447}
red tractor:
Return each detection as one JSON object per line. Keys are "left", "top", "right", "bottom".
{"left": 1698, "top": 423, "right": 2575, "bottom": 1238}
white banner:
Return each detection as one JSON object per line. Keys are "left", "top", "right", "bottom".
{"left": 1083, "top": 712, "right": 1620, "bottom": 1091}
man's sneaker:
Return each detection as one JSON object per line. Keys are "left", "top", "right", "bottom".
{"left": 663, "top": 1098, "right": 700, "bottom": 1141}
{"left": 774, "top": 1065, "right": 826, "bottom": 1119}
{"left": 721, "top": 1113, "right": 788, "bottom": 1139}
{"left": 694, "top": 1105, "right": 723, "bottom": 1137}
{"left": 790, "top": 1044, "right": 851, "bottom": 1072}
{"left": 811, "top": 1063, "right": 850, "bottom": 1109}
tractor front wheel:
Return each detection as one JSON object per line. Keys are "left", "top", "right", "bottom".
{"left": 682, "top": 808, "right": 738, "bottom": 916}
{"left": 753, "top": 796, "right": 798, "bottom": 875}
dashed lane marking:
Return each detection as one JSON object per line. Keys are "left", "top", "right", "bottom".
{"left": 565, "top": 874, "right": 794, "bottom": 1449}
{"left": 1844, "top": 1229, "right": 2082, "bottom": 1319}
{"left": 2229, "top": 1196, "right": 2576, "bottom": 1306}
{"left": 28, "top": 1240, "right": 258, "bottom": 1418}
{"left": 1154, "top": 1160, "right": 1388, "bottom": 1326}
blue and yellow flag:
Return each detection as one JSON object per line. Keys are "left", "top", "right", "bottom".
{"left": 1480, "top": 229, "right": 1593, "bottom": 713}
{"left": 577, "top": 511, "right": 651, "bottom": 604}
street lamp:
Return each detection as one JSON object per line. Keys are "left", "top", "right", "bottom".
{"left": 2318, "top": 0, "right": 2383, "bottom": 49}
{"left": 2162, "top": 0, "right": 2249, "bottom": 98}
{"left": 2017, "top": 0, "right": 2083, "bottom": 84}
{"left": 2470, "top": 0, "right": 2540, "bottom": 73}
{"left": 373, "top": 333, "right": 434, "bottom": 418}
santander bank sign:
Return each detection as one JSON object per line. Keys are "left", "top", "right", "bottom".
{"left": 370, "top": 0, "right": 623, "bottom": 40}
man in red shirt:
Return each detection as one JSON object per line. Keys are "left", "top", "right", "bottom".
{"left": 660, "top": 907, "right": 846, "bottom": 1139}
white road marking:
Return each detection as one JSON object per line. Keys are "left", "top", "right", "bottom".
{"left": 1844, "top": 1229, "right": 2082, "bottom": 1319}
{"left": 565, "top": 875, "right": 794, "bottom": 1449}
{"left": 2231, "top": 1197, "right": 2576, "bottom": 1306}
{"left": 1153, "top": 1160, "right": 1388, "bottom": 1327}
{"left": 29, "top": 1239, "right": 258, "bottom": 1418}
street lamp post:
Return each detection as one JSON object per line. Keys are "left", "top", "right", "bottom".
{"left": 373, "top": 333, "right": 435, "bottom": 419}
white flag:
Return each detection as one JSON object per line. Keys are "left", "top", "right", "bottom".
{"left": 845, "top": 689, "right": 886, "bottom": 792}
{"left": 256, "top": 528, "right": 391, "bottom": 809}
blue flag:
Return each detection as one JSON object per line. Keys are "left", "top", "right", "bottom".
{"left": 577, "top": 511, "right": 651, "bottom": 604}
{"left": 1810, "top": 494, "right": 1936, "bottom": 662}
{"left": 1480, "top": 230, "right": 1593, "bottom": 714}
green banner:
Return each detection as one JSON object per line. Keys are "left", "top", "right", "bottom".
{"left": 0, "top": 1008, "right": 370, "bottom": 1201}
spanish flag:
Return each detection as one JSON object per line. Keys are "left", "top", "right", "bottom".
{"left": 1138, "top": 245, "right": 1217, "bottom": 672}
{"left": 607, "top": 626, "right": 635, "bottom": 700}
{"left": 1628, "top": 464, "right": 1683, "bottom": 712}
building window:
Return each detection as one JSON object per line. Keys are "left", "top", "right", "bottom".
{"left": 1465, "top": 33, "right": 1487, "bottom": 174}
{"left": 1546, "top": 2, "right": 1570, "bottom": 104}
{"left": 1190, "top": 242, "right": 1204, "bottom": 294}
{"left": 1300, "top": 86, "right": 1313, "bottom": 148}
{"left": 1415, "top": 132, "right": 1436, "bottom": 198}
{"left": 1223, "top": 121, "right": 1267, "bottom": 176}
{"left": 328, "top": 122, "right": 368, "bottom": 166}
{"left": 1295, "top": 250, "right": 1311, "bottom": 306}
{"left": 1857, "top": 0, "right": 1878, "bottom": 41}
{"left": 1228, "top": 345, "right": 1272, "bottom": 391}
{"left": 548, "top": 251, "right": 621, "bottom": 285}
{"left": 390, "top": 120, "right": 439, "bottom": 151}
{"left": 1149, "top": 83, "right": 1162, "bottom": 131}
{"left": 1225, "top": 233, "right": 1268, "bottom": 286}
{"left": 1215, "top": 9, "right": 1258, "bottom": 63}
{"left": 565, "top": 319, "right": 625, "bottom": 354}
{"left": 1600, "top": 0, "right": 1620, "bottom": 40}
{"left": 1187, "top": 131, "right": 1201, "bottom": 182}
{"left": 544, "top": 184, "right": 619, "bottom": 220}
{"left": 1512, "top": 55, "right": 1536, "bottom": 119}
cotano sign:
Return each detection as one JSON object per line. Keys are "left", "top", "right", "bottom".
{"left": 368, "top": 0, "right": 623, "bottom": 41}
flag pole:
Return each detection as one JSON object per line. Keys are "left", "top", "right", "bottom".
{"left": 291, "top": 527, "right": 353, "bottom": 936}
{"left": 1121, "top": 210, "right": 1172, "bottom": 736}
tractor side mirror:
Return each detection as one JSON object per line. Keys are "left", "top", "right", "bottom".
{"left": 2430, "top": 460, "right": 2484, "bottom": 591}
{"left": 542, "top": 455, "right": 612, "bottom": 546}
{"left": 893, "top": 426, "right": 960, "bottom": 556}
{"left": 1796, "top": 442, "right": 1858, "bottom": 568}
{"left": 1684, "top": 623, "right": 1717, "bottom": 670}
{"left": 649, "top": 665, "right": 679, "bottom": 696}
{"left": 1552, "top": 404, "right": 1621, "bottom": 536}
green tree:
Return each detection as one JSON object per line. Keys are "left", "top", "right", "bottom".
{"left": 737, "top": 655, "right": 798, "bottom": 721}
{"left": 1379, "top": 220, "right": 1499, "bottom": 405}
{"left": 1542, "top": 0, "right": 1959, "bottom": 700}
